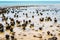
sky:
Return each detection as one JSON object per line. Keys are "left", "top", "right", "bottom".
{"left": 0, "top": 0, "right": 60, "bottom": 1}
{"left": 0, "top": 1, "right": 60, "bottom": 7}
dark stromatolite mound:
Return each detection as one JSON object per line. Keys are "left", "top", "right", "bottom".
{"left": 0, "top": 8, "right": 7, "bottom": 14}
{"left": 0, "top": 23, "right": 4, "bottom": 32}
{"left": 48, "top": 36, "right": 57, "bottom": 40}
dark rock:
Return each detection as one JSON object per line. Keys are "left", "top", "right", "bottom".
{"left": 0, "top": 23, "right": 4, "bottom": 32}
{"left": 5, "top": 34, "right": 9, "bottom": 40}
{"left": 10, "top": 28, "right": 13, "bottom": 32}
{"left": 29, "top": 20, "right": 31, "bottom": 23}
{"left": 40, "top": 18, "right": 44, "bottom": 22}
{"left": 6, "top": 24, "right": 11, "bottom": 30}
{"left": 11, "top": 35, "right": 14, "bottom": 40}
{"left": 52, "top": 37, "right": 57, "bottom": 40}
{"left": 10, "top": 21, "right": 15, "bottom": 26}
{"left": 40, "top": 12, "right": 43, "bottom": 15}
{"left": 54, "top": 18, "right": 57, "bottom": 23}
{"left": 39, "top": 27, "right": 42, "bottom": 30}
{"left": 48, "top": 38, "right": 53, "bottom": 40}
{"left": 47, "top": 31, "right": 50, "bottom": 35}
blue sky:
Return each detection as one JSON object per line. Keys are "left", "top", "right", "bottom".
{"left": 0, "top": 0, "right": 60, "bottom": 1}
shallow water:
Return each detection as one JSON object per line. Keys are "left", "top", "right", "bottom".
{"left": 0, "top": 5, "right": 60, "bottom": 40}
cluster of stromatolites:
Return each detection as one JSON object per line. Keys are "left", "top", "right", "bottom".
{"left": 0, "top": 6, "right": 60, "bottom": 40}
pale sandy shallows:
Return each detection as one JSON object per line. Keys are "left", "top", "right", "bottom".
{"left": 0, "top": 5, "right": 60, "bottom": 40}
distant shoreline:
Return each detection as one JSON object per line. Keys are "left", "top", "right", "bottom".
{"left": 0, "top": 4, "right": 60, "bottom": 8}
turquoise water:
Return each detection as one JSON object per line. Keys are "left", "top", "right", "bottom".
{"left": 0, "top": 1, "right": 60, "bottom": 7}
